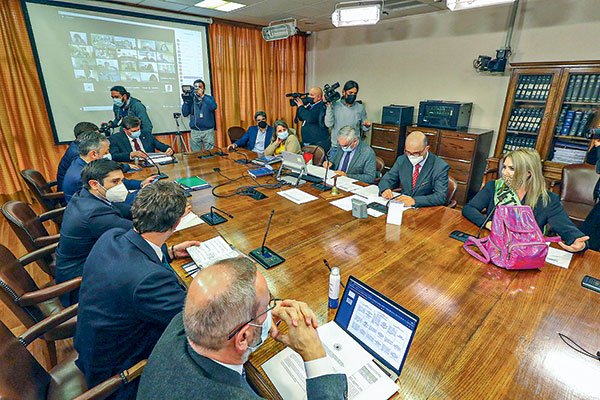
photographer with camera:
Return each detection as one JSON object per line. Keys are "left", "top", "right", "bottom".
{"left": 581, "top": 129, "right": 600, "bottom": 251}
{"left": 181, "top": 79, "right": 217, "bottom": 151}
{"left": 109, "top": 86, "right": 153, "bottom": 137}
{"left": 294, "top": 87, "right": 330, "bottom": 153}
{"left": 325, "top": 80, "right": 371, "bottom": 160}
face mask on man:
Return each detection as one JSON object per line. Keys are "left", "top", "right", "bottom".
{"left": 407, "top": 154, "right": 424, "bottom": 166}
{"left": 277, "top": 130, "right": 289, "bottom": 141}
{"left": 248, "top": 309, "right": 272, "bottom": 353}
{"left": 113, "top": 97, "right": 124, "bottom": 107}
{"left": 129, "top": 129, "right": 141, "bottom": 139}
{"left": 100, "top": 182, "right": 129, "bottom": 203}
{"left": 345, "top": 94, "right": 356, "bottom": 104}
{"left": 103, "top": 153, "right": 112, "bottom": 160}
{"left": 341, "top": 140, "right": 355, "bottom": 152}
{"left": 257, "top": 121, "right": 267, "bottom": 129}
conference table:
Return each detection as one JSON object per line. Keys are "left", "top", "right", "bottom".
{"left": 136, "top": 150, "right": 600, "bottom": 400}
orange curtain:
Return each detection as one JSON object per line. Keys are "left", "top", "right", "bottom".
{"left": 0, "top": 0, "right": 66, "bottom": 203}
{"left": 209, "top": 23, "right": 306, "bottom": 147}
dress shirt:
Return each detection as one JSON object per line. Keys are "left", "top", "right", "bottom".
{"left": 253, "top": 128, "right": 267, "bottom": 153}
{"left": 338, "top": 145, "right": 358, "bottom": 171}
{"left": 131, "top": 137, "right": 146, "bottom": 152}
{"left": 413, "top": 151, "right": 429, "bottom": 175}
{"left": 143, "top": 237, "right": 164, "bottom": 261}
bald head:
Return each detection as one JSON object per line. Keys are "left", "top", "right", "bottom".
{"left": 405, "top": 131, "right": 428, "bottom": 154}
{"left": 184, "top": 257, "right": 266, "bottom": 351}
{"left": 309, "top": 87, "right": 323, "bottom": 102}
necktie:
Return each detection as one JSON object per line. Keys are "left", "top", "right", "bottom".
{"left": 132, "top": 138, "right": 142, "bottom": 151}
{"left": 339, "top": 152, "right": 350, "bottom": 172}
{"left": 412, "top": 163, "right": 421, "bottom": 189}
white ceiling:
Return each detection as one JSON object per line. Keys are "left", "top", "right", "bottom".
{"left": 103, "top": 0, "right": 450, "bottom": 32}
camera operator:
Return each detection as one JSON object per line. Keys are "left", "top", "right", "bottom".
{"left": 325, "top": 80, "right": 371, "bottom": 160}
{"left": 294, "top": 87, "right": 330, "bottom": 153}
{"left": 181, "top": 79, "right": 217, "bottom": 151}
{"left": 581, "top": 129, "right": 600, "bottom": 251}
{"left": 110, "top": 86, "right": 153, "bottom": 137}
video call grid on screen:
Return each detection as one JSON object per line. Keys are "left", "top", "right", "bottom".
{"left": 24, "top": 0, "right": 212, "bottom": 143}
{"left": 335, "top": 276, "right": 420, "bottom": 377}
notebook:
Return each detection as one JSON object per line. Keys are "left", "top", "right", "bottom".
{"left": 175, "top": 176, "right": 210, "bottom": 191}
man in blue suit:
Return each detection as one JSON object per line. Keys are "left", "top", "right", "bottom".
{"left": 56, "top": 159, "right": 133, "bottom": 306}
{"left": 227, "top": 111, "right": 273, "bottom": 153}
{"left": 56, "top": 121, "right": 99, "bottom": 191}
{"left": 378, "top": 131, "right": 449, "bottom": 207}
{"left": 109, "top": 116, "right": 173, "bottom": 162}
{"left": 74, "top": 181, "right": 200, "bottom": 400}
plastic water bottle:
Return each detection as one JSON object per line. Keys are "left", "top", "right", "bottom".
{"left": 328, "top": 267, "right": 340, "bottom": 309}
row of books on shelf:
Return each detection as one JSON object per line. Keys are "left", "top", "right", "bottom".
{"left": 507, "top": 107, "right": 543, "bottom": 133}
{"left": 554, "top": 107, "right": 595, "bottom": 137}
{"left": 514, "top": 75, "right": 551, "bottom": 101}
{"left": 550, "top": 141, "right": 588, "bottom": 164}
{"left": 564, "top": 74, "right": 600, "bottom": 103}
{"left": 502, "top": 135, "right": 537, "bottom": 152}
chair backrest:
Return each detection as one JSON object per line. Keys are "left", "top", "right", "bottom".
{"left": 560, "top": 163, "right": 596, "bottom": 205}
{"left": 447, "top": 176, "right": 458, "bottom": 208}
{"left": 227, "top": 126, "right": 246, "bottom": 143}
{"left": 374, "top": 156, "right": 386, "bottom": 183}
{"left": 0, "top": 244, "right": 48, "bottom": 328}
{"left": 2, "top": 201, "right": 51, "bottom": 253}
{"left": 302, "top": 145, "right": 326, "bottom": 166}
{"left": 20, "top": 169, "right": 62, "bottom": 212}
{"left": 0, "top": 319, "right": 51, "bottom": 399}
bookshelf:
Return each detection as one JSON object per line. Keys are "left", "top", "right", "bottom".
{"left": 487, "top": 60, "right": 600, "bottom": 185}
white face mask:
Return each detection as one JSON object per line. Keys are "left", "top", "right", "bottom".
{"left": 277, "top": 130, "right": 289, "bottom": 141}
{"left": 103, "top": 153, "right": 112, "bottom": 160}
{"left": 407, "top": 154, "right": 424, "bottom": 166}
{"left": 102, "top": 183, "right": 128, "bottom": 203}
{"left": 248, "top": 309, "right": 272, "bottom": 353}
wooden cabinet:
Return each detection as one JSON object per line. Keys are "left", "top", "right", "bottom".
{"left": 487, "top": 60, "right": 600, "bottom": 184}
{"left": 370, "top": 123, "right": 406, "bottom": 169}
{"left": 407, "top": 126, "right": 493, "bottom": 205}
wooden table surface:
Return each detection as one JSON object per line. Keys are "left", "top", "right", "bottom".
{"left": 139, "top": 151, "right": 600, "bottom": 400}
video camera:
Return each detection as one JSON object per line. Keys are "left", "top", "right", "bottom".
{"left": 588, "top": 128, "right": 600, "bottom": 140}
{"left": 286, "top": 92, "right": 310, "bottom": 107}
{"left": 323, "top": 82, "right": 341, "bottom": 103}
{"left": 181, "top": 84, "right": 194, "bottom": 103}
{"left": 99, "top": 120, "right": 116, "bottom": 135}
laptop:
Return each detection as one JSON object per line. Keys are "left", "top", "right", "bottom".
{"left": 276, "top": 151, "right": 323, "bottom": 184}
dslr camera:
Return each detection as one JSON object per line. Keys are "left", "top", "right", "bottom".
{"left": 323, "top": 82, "right": 341, "bottom": 103}
{"left": 587, "top": 128, "right": 600, "bottom": 140}
{"left": 181, "top": 84, "right": 194, "bottom": 103}
{"left": 99, "top": 120, "right": 116, "bottom": 135}
{"left": 286, "top": 92, "right": 310, "bottom": 107}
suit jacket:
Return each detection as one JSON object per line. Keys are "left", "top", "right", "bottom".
{"left": 109, "top": 130, "right": 171, "bottom": 162}
{"left": 75, "top": 228, "right": 186, "bottom": 400}
{"left": 137, "top": 313, "right": 347, "bottom": 400}
{"left": 586, "top": 146, "right": 600, "bottom": 199}
{"left": 234, "top": 125, "right": 274, "bottom": 151}
{"left": 378, "top": 153, "right": 449, "bottom": 207}
{"left": 296, "top": 102, "right": 330, "bottom": 151}
{"left": 330, "top": 141, "right": 377, "bottom": 184}
{"left": 55, "top": 189, "right": 133, "bottom": 304}
{"left": 462, "top": 180, "right": 586, "bottom": 247}
{"left": 57, "top": 142, "right": 79, "bottom": 191}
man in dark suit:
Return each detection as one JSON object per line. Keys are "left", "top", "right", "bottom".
{"left": 109, "top": 116, "right": 173, "bottom": 162}
{"left": 323, "top": 125, "right": 376, "bottom": 184}
{"left": 110, "top": 85, "right": 153, "bottom": 138}
{"left": 379, "top": 131, "right": 449, "bottom": 207}
{"left": 137, "top": 257, "right": 347, "bottom": 400}
{"left": 227, "top": 111, "right": 274, "bottom": 153}
{"left": 56, "top": 121, "right": 98, "bottom": 191}
{"left": 295, "top": 87, "right": 330, "bottom": 152}
{"left": 56, "top": 159, "right": 133, "bottom": 306}
{"left": 74, "top": 181, "right": 200, "bottom": 400}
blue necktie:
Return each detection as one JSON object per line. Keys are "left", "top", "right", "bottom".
{"left": 339, "top": 152, "right": 350, "bottom": 172}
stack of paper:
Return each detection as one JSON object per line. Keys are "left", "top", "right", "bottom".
{"left": 146, "top": 152, "right": 174, "bottom": 164}
{"left": 186, "top": 236, "right": 240, "bottom": 277}
{"left": 174, "top": 211, "right": 205, "bottom": 232}
{"left": 326, "top": 175, "right": 362, "bottom": 192}
{"left": 277, "top": 188, "right": 319, "bottom": 205}
{"left": 306, "top": 164, "right": 336, "bottom": 180}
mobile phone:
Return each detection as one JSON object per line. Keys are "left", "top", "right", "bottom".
{"left": 449, "top": 230, "right": 471, "bottom": 243}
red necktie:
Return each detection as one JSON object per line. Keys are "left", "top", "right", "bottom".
{"left": 132, "top": 138, "right": 141, "bottom": 151}
{"left": 412, "top": 163, "right": 421, "bottom": 189}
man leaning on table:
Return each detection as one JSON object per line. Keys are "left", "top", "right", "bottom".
{"left": 378, "top": 130, "right": 449, "bottom": 207}
{"left": 137, "top": 257, "right": 348, "bottom": 400}
{"left": 322, "top": 125, "right": 377, "bottom": 184}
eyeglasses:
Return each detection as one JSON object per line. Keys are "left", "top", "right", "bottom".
{"left": 227, "top": 296, "right": 280, "bottom": 340}
{"left": 405, "top": 149, "right": 425, "bottom": 157}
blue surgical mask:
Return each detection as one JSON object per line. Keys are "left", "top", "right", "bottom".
{"left": 341, "top": 141, "right": 355, "bottom": 152}
{"left": 130, "top": 130, "right": 141, "bottom": 139}
{"left": 248, "top": 309, "right": 272, "bottom": 352}
{"left": 277, "top": 130, "right": 289, "bottom": 141}
{"left": 113, "top": 98, "right": 124, "bottom": 107}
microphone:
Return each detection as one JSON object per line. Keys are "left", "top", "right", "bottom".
{"left": 230, "top": 148, "right": 250, "bottom": 164}
{"left": 475, "top": 202, "right": 499, "bottom": 239}
{"left": 201, "top": 145, "right": 228, "bottom": 157}
{"left": 249, "top": 209, "right": 285, "bottom": 269}
{"left": 200, "top": 205, "right": 233, "bottom": 226}
{"left": 141, "top": 151, "right": 168, "bottom": 180}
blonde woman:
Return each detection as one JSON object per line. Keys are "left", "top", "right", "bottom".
{"left": 263, "top": 120, "right": 301, "bottom": 156}
{"left": 462, "top": 148, "right": 589, "bottom": 252}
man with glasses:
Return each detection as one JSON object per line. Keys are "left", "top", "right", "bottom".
{"left": 378, "top": 130, "right": 449, "bottom": 207}
{"left": 137, "top": 257, "right": 348, "bottom": 399}
{"left": 227, "top": 111, "right": 274, "bottom": 153}
{"left": 322, "top": 125, "right": 376, "bottom": 184}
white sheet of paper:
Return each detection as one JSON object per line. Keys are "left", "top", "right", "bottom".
{"left": 146, "top": 152, "right": 173, "bottom": 164}
{"left": 186, "top": 236, "right": 239, "bottom": 270}
{"left": 545, "top": 246, "right": 573, "bottom": 269}
{"left": 386, "top": 201, "right": 404, "bottom": 225}
{"left": 326, "top": 175, "right": 360, "bottom": 192}
{"left": 174, "top": 212, "right": 205, "bottom": 232}
{"left": 351, "top": 185, "right": 380, "bottom": 198}
{"left": 277, "top": 188, "right": 319, "bottom": 205}
{"left": 306, "top": 164, "right": 335, "bottom": 180}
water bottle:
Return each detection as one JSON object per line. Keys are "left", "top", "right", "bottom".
{"left": 328, "top": 267, "right": 340, "bottom": 309}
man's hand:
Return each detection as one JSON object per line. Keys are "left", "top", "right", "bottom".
{"left": 334, "top": 170, "right": 347, "bottom": 177}
{"left": 294, "top": 98, "right": 303, "bottom": 107}
{"left": 363, "top": 120, "right": 372, "bottom": 128}
{"left": 172, "top": 241, "right": 201, "bottom": 259}
{"left": 592, "top": 139, "right": 600, "bottom": 148}
{"left": 381, "top": 189, "right": 393, "bottom": 199}
{"left": 397, "top": 195, "right": 415, "bottom": 207}
{"left": 322, "top": 161, "right": 332, "bottom": 169}
{"left": 140, "top": 175, "right": 157, "bottom": 187}
{"left": 130, "top": 151, "right": 148, "bottom": 159}
{"left": 558, "top": 236, "right": 589, "bottom": 252}
{"left": 127, "top": 164, "right": 142, "bottom": 171}
{"left": 227, "top": 143, "right": 237, "bottom": 151}
{"left": 165, "top": 148, "right": 174, "bottom": 156}
{"left": 270, "top": 300, "right": 325, "bottom": 362}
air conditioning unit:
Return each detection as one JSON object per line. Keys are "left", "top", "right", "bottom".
{"left": 262, "top": 18, "right": 297, "bottom": 42}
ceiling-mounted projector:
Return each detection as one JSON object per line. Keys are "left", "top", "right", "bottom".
{"left": 262, "top": 18, "right": 297, "bottom": 42}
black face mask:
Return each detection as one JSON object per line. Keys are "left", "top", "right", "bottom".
{"left": 345, "top": 94, "right": 356, "bottom": 104}
{"left": 258, "top": 121, "right": 267, "bottom": 129}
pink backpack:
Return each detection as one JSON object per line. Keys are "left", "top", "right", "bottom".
{"left": 463, "top": 205, "right": 561, "bottom": 270}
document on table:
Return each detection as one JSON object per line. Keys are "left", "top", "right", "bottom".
{"left": 186, "top": 236, "right": 239, "bottom": 276}
{"left": 326, "top": 175, "right": 362, "bottom": 192}
{"left": 306, "top": 164, "right": 336, "bottom": 180}
{"left": 262, "top": 322, "right": 398, "bottom": 400}
{"left": 545, "top": 246, "right": 573, "bottom": 269}
{"left": 146, "top": 152, "right": 174, "bottom": 164}
{"left": 277, "top": 188, "right": 319, "bottom": 204}
{"left": 351, "top": 185, "right": 380, "bottom": 198}
{"left": 174, "top": 211, "right": 204, "bottom": 232}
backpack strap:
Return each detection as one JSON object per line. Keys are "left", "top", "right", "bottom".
{"left": 463, "top": 236, "right": 491, "bottom": 264}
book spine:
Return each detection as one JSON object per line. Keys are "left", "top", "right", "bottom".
{"left": 583, "top": 75, "right": 597, "bottom": 102}
{"left": 564, "top": 75, "right": 576, "bottom": 102}
{"left": 555, "top": 106, "right": 568, "bottom": 134}
{"left": 568, "top": 111, "right": 583, "bottom": 136}
{"left": 561, "top": 111, "right": 575, "bottom": 135}
{"left": 543, "top": 75, "right": 552, "bottom": 100}
{"left": 577, "top": 75, "right": 590, "bottom": 102}
{"left": 592, "top": 74, "right": 600, "bottom": 102}
{"left": 576, "top": 111, "right": 594, "bottom": 137}
{"left": 570, "top": 75, "right": 583, "bottom": 102}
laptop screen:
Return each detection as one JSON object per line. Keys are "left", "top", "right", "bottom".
{"left": 334, "top": 276, "right": 419, "bottom": 377}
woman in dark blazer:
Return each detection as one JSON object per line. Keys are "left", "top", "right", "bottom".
{"left": 581, "top": 135, "right": 600, "bottom": 250}
{"left": 462, "top": 148, "right": 589, "bottom": 252}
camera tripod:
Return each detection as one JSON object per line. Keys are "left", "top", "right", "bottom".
{"left": 171, "top": 112, "right": 190, "bottom": 153}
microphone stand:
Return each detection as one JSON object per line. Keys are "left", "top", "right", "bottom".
{"left": 200, "top": 205, "right": 233, "bottom": 226}
{"left": 141, "top": 151, "right": 168, "bottom": 180}
{"left": 172, "top": 113, "right": 190, "bottom": 154}
{"left": 312, "top": 153, "right": 332, "bottom": 191}
{"left": 249, "top": 209, "right": 285, "bottom": 269}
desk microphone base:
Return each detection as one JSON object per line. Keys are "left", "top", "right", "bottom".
{"left": 235, "top": 159, "right": 251, "bottom": 164}
{"left": 249, "top": 246, "right": 285, "bottom": 269}
{"left": 200, "top": 212, "right": 227, "bottom": 226}
{"left": 312, "top": 182, "right": 332, "bottom": 191}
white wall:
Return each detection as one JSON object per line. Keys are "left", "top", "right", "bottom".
{"left": 306, "top": 0, "right": 600, "bottom": 152}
